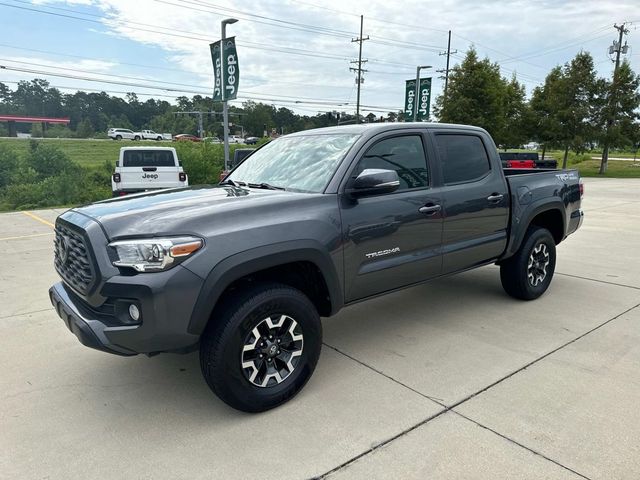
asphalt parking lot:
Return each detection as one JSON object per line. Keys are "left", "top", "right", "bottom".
{"left": 1, "top": 178, "right": 639, "bottom": 480}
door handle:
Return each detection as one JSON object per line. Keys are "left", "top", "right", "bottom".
{"left": 487, "top": 193, "right": 504, "bottom": 203}
{"left": 419, "top": 204, "right": 441, "bottom": 215}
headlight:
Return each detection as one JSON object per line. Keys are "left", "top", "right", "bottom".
{"left": 109, "top": 237, "right": 203, "bottom": 272}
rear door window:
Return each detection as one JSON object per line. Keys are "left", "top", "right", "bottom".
{"left": 435, "top": 134, "right": 491, "bottom": 185}
{"left": 122, "top": 150, "right": 175, "bottom": 167}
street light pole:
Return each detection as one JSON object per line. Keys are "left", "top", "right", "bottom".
{"left": 413, "top": 65, "right": 432, "bottom": 122}
{"left": 221, "top": 18, "right": 238, "bottom": 171}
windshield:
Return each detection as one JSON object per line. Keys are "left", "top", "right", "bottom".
{"left": 227, "top": 133, "right": 359, "bottom": 192}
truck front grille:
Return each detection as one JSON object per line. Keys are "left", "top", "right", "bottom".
{"left": 54, "top": 223, "right": 96, "bottom": 295}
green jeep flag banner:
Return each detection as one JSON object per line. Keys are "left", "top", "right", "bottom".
{"left": 404, "top": 79, "right": 416, "bottom": 120}
{"left": 222, "top": 37, "right": 239, "bottom": 101}
{"left": 209, "top": 40, "right": 223, "bottom": 102}
{"left": 417, "top": 77, "right": 432, "bottom": 121}
{"left": 404, "top": 78, "right": 432, "bottom": 121}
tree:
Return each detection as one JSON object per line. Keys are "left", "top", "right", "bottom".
{"left": 434, "top": 48, "right": 509, "bottom": 144}
{"left": 498, "top": 75, "right": 528, "bottom": 148}
{"left": 598, "top": 60, "right": 640, "bottom": 173}
{"left": 76, "top": 118, "right": 95, "bottom": 138}
{"left": 530, "top": 66, "right": 565, "bottom": 154}
{"left": 242, "top": 101, "right": 276, "bottom": 136}
{"left": 558, "top": 52, "right": 599, "bottom": 167}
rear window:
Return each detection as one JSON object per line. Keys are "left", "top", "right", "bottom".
{"left": 122, "top": 150, "right": 176, "bottom": 167}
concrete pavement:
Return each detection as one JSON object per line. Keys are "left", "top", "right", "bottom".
{"left": 1, "top": 178, "right": 639, "bottom": 479}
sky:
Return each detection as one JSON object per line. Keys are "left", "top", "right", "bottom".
{"left": 0, "top": 0, "right": 639, "bottom": 118}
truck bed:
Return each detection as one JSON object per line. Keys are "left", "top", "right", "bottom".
{"left": 501, "top": 168, "right": 582, "bottom": 259}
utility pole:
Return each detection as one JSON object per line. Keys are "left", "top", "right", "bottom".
{"left": 437, "top": 30, "right": 457, "bottom": 107}
{"left": 599, "top": 23, "right": 630, "bottom": 174}
{"left": 350, "top": 15, "right": 369, "bottom": 124}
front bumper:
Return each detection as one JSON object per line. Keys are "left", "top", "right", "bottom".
{"left": 50, "top": 282, "right": 136, "bottom": 356}
{"left": 50, "top": 263, "right": 205, "bottom": 355}
{"left": 50, "top": 210, "right": 207, "bottom": 356}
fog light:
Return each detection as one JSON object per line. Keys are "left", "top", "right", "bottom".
{"left": 128, "top": 304, "right": 140, "bottom": 321}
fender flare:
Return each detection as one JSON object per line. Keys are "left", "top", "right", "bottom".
{"left": 187, "top": 240, "right": 343, "bottom": 335}
{"left": 503, "top": 199, "right": 566, "bottom": 260}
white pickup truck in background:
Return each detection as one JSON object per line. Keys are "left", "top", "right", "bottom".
{"left": 111, "top": 147, "right": 188, "bottom": 196}
{"left": 140, "top": 130, "right": 172, "bottom": 141}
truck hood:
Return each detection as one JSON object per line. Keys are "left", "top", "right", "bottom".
{"left": 72, "top": 185, "right": 310, "bottom": 239}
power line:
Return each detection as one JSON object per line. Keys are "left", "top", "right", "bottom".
{"left": 0, "top": 79, "right": 358, "bottom": 115}
{"left": 164, "top": 0, "right": 447, "bottom": 52}
{"left": 0, "top": 66, "right": 401, "bottom": 112}
{"left": 453, "top": 25, "right": 612, "bottom": 68}
{"left": 290, "top": 0, "right": 450, "bottom": 34}
{"left": 0, "top": 1, "right": 420, "bottom": 70}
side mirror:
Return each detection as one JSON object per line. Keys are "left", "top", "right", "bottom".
{"left": 347, "top": 169, "right": 400, "bottom": 197}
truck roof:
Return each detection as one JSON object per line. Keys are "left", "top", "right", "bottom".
{"left": 285, "top": 122, "right": 487, "bottom": 137}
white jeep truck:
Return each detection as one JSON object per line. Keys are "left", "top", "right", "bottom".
{"left": 140, "top": 130, "right": 172, "bottom": 141}
{"left": 111, "top": 147, "right": 188, "bottom": 196}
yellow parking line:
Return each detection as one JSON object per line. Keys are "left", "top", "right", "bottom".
{"left": 22, "top": 211, "right": 55, "bottom": 228}
{"left": 0, "top": 232, "right": 54, "bottom": 242}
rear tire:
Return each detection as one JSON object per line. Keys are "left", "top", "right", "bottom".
{"left": 500, "top": 226, "right": 556, "bottom": 300}
{"left": 116, "top": 135, "right": 122, "bottom": 140}
{"left": 199, "top": 283, "right": 322, "bottom": 413}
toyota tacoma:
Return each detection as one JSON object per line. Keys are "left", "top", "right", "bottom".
{"left": 49, "top": 123, "right": 584, "bottom": 412}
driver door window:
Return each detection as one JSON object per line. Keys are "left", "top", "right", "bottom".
{"left": 353, "top": 135, "right": 429, "bottom": 191}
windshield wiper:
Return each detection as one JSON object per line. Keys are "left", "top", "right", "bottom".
{"left": 247, "top": 182, "right": 286, "bottom": 191}
{"left": 219, "top": 179, "right": 247, "bottom": 187}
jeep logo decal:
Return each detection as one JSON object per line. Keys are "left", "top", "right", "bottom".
{"left": 142, "top": 173, "right": 159, "bottom": 179}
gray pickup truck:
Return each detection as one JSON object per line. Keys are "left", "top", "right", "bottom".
{"left": 49, "top": 123, "right": 583, "bottom": 412}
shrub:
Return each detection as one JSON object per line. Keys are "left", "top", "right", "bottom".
{"left": 568, "top": 152, "right": 591, "bottom": 164}
{"left": 0, "top": 144, "right": 20, "bottom": 188}
{"left": 0, "top": 142, "right": 111, "bottom": 211}
{"left": 26, "top": 141, "right": 77, "bottom": 178}
{"left": 174, "top": 141, "right": 224, "bottom": 184}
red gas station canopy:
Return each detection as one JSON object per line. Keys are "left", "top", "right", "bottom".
{"left": 0, "top": 114, "right": 70, "bottom": 124}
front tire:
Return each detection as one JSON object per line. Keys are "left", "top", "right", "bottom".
{"left": 134, "top": 135, "right": 140, "bottom": 141}
{"left": 199, "top": 283, "right": 322, "bottom": 412}
{"left": 500, "top": 226, "right": 556, "bottom": 300}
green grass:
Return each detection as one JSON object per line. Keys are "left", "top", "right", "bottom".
{"left": 0, "top": 138, "right": 163, "bottom": 168}
{"left": 544, "top": 150, "right": 640, "bottom": 177}
{"left": 566, "top": 159, "right": 640, "bottom": 177}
